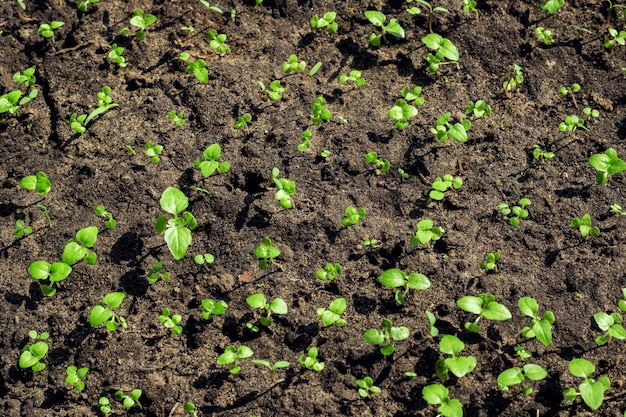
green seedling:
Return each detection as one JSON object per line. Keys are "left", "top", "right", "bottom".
{"left": 426, "top": 310, "right": 439, "bottom": 337}
{"left": 309, "top": 61, "right": 323, "bottom": 76}
{"left": 559, "top": 83, "right": 580, "bottom": 107}
{"left": 0, "top": 88, "right": 38, "bottom": 115}
{"left": 480, "top": 252, "right": 500, "bottom": 272}
{"left": 408, "top": 0, "right": 449, "bottom": 33}
{"left": 19, "top": 331, "right": 49, "bottom": 372}
{"left": 62, "top": 226, "right": 98, "bottom": 265}
{"left": 217, "top": 345, "right": 253, "bottom": 374}
{"left": 194, "top": 143, "right": 230, "bottom": 177}
{"left": 583, "top": 107, "right": 599, "bottom": 121}
{"left": 185, "top": 59, "right": 209, "bottom": 83}
{"left": 593, "top": 311, "right": 626, "bottom": 345}
{"left": 422, "top": 33, "right": 459, "bottom": 72}
{"left": 499, "top": 198, "right": 531, "bottom": 227}
{"left": 69, "top": 86, "right": 119, "bottom": 134}
{"left": 251, "top": 359, "right": 290, "bottom": 383}
{"left": 145, "top": 142, "right": 163, "bottom": 163}
{"left": 364, "top": 10, "right": 405, "bottom": 46}
{"left": 364, "top": 152, "right": 390, "bottom": 173}
{"left": 498, "top": 363, "right": 547, "bottom": 396}
{"left": 400, "top": 86, "right": 425, "bottom": 105}
{"left": 159, "top": 308, "right": 183, "bottom": 336}
{"left": 564, "top": 358, "right": 610, "bottom": 410}
{"left": 184, "top": 402, "right": 198, "bottom": 417}
{"left": 341, "top": 206, "right": 365, "bottom": 227}
{"left": 201, "top": 298, "right": 227, "bottom": 320}
{"left": 317, "top": 297, "right": 347, "bottom": 327}
{"left": 363, "top": 318, "right": 410, "bottom": 356}
{"left": 435, "top": 334, "right": 477, "bottom": 379}
{"left": 571, "top": 213, "right": 600, "bottom": 238}
{"left": 20, "top": 171, "right": 51, "bottom": 196}
{"left": 194, "top": 253, "right": 214, "bottom": 268}
{"left": 422, "top": 383, "right": 463, "bottom": 417}
{"left": 13, "top": 219, "right": 32, "bottom": 239}
{"left": 77, "top": 0, "right": 99, "bottom": 12}
{"left": 340, "top": 70, "right": 365, "bottom": 86}
{"left": 95, "top": 205, "right": 116, "bottom": 229}
{"left": 463, "top": 0, "right": 478, "bottom": 19}
{"left": 514, "top": 345, "right": 532, "bottom": 360}
{"left": 457, "top": 293, "right": 512, "bottom": 333}
{"left": 28, "top": 260, "right": 71, "bottom": 296}
{"left": 37, "top": 204, "right": 52, "bottom": 228}
{"left": 320, "top": 149, "right": 331, "bottom": 158}
{"left": 316, "top": 262, "right": 342, "bottom": 281}
{"left": 272, "top": 167, "right": 295, "bottom": 209}
{"left": 541, "top": 0, "right": 564, "bottom": 14}
{"left": 310, "top": 12, "right": 337, "bottom": 34}
{"left": 130, "top": 8, "right": 156, "bottom": 40}
{"left": 38, "top": 21, "right": 64, "bottom": 43}
{"left": 398, "top": 168, "right": 409, "bottom": 180}
{"left": 379, "top": 268, "right": 430, "bottom": 305}
{"left": 619, "top": 288, "right": 626, "bottom": 312}
{"left": 65, "top": 366, "right": 89, "bottom": 392}
{"left": 89, "top": 292, "right": 127, "bottom": 331}
{"left": 356, "top": 376, "right": 381, "bottom": 397}
{"left": 363, "top": 239, "right": 379, "bottom": 248}
{"left": 532, "top": 144, "right": 554, "bottom": 161}
{"left": 234, "top": 113, "right": 251, "bottom": 130}
{"left": 519, "top": 296, "right": 554, "bottom": 347}
{"left": 299, "top": 346, "right": 324, "bottom": 372}
{"left": 246, "top": 293, "right": 287, "bottom": 330}
{"left": 589, "top": 148, "right": 626, "bottom": 184}
{"left": 282, "top": 54, "right": 306, "bottom": 74}
{"left": 13, "top": 67, "right": 36, "bottom": 87}
{"left": 169, "top": 110, "right": 185, "bottom": 126}
{"left": 181, "top": 25, "right": 195, "bottom": 43}
{"left": 155, "top": 187, "right": 197, "bottom": 260}
{"left": 534, "top": 27, "right": 553, "bottom": 45}
{"left": 503, "top": 64, "right": 523, "bottom": 98}
{"left": 298, "top": 129, "right": 312, "bottom": 152}
{"left": 430, "top": 174, "right": 462, "bottom": 201}
{"left": 254, "top": 236, "right": 280, "bottom": 269}
{"left": 388, "top": 99, "right": 418, "bottom": 130}
{"left": 258, "top": 80, "right": 284, "bottom": 100}
{"left": 311, "top": 96, "right": 332, "bottom": 125}
{"left": 115, "top": 389, "right": 142, "bottom": 410}
{"left": 465, "top": 100, "right": 492, "bottom": 119}
{"left": 430, "top": 113, "right": 471, "bottom": 143}
{"left": 605, "top": 27, "right": 626, "bottom": 49}
{"left": 98, "top": 397, "right": 111, "bottom": 415}
{"left": 558, "top": 115, "right": 587, "bottom": 134}
{"left": 143, "top": 261, "right": 170, "bottom": 284}
{"left": 208, "top": 29, "right": 230, "bottom": 55}
{"left": 198, "top": 0, "right": 223, "bottom": 20}
{"left": 610, "top": 204, "right": 626, "bottom": 225}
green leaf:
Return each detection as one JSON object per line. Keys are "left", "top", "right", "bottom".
{"left": 363, "top": 328, "right": 384, "bottom": 345}
{"left": 445, "top": 356, "right": 476, "bottom": 378}
{"left": 379, "top": 268, "right": 406, "bottom": 288}
{"left": 76, "top": 226, "right": 98, "bottom": 248}
{"left": 569, "top": 358, "right": 595, "bottom": 378}
{"left": 246, "top": 293, "right": 267, "bottom": 309}
{"left": 498, "top": 367, "right": 524, "bottom": 387}
{"left": 406, "top": 273, "right": 430, "bottom": 290}
{"left": 518, "top": 296, "right": 538, "bottom": 317}
{"left": 364, "top": 10, "right": 385, "bottom": 27}
{"left": 391, "top": 326, "right": 410, "bottom": 341}
{"left": 164, "top": 225, "right": 192, "bottom": 260}
{"left": 62, "top": 241, "right": 87, "bottom": 264}
{"left": 384, "top": 18, "right": 405, "bottom": 39}
{"left": 160, "top": 187, "right": 189, "bottom": 216}
{"left": 28, "top": 261, "right": 51, "bottom": 280}
{"left": 270, "top": 298, "right": 288, "bottom": 315}
{"left": 422, "top": 383, "right": 448, "bottom": 405}
{"left": 580, "top": 379, "right": 607, "bottom": 410}
{"left": 89, "top": 304, "right": 112, "bottom": 327}
{"left": 524, "top": 364, "right": 547, "bottom": 380}
{"left": 457, "top": 295, "right": 484, "bottom": 315}
{"left": 439, "top": 335, "right": 464, "bottom": 355}
{"left": 483, "top": 301, "right": 512, "bottom": 321}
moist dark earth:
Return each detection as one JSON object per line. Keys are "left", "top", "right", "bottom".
{"left": 2, "top": 0, "right": 626, "bottom": 416}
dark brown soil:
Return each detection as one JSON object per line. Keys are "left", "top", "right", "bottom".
{"left": 2, "top": 0, "right": 626, "bottom": 416}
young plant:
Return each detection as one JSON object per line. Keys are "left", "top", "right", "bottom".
{"left": 251, "top": 359, "right": 290, "bottom": 383}
{"left": 114, "top": 389, "right": 142, "bottom": 410}
{"left": 194, "top": 253, "right": 214, "bottom": 269}
{"left": 272, "top": 167, "right": 295, "bottom": 209}
{"left": 429, "top": 174, "right": 462, "bottom": 201}
{"left": 465, "top": 100, "right": 492, "bottom": 119}
{"left": 363, "top": 318, "right": 410, "bottom": 356}
{"left": 498, "top": 363, "right": 548, "bottom": 396}
{"left": 28, "top": 260, "right": 71, "bottom": 296}
{"left": 13, "top": 219, "right": 32, "bottom": 239}
{"left": 254, "top": 236, "right": 280, "bottom": 269}
{"left": 77, "top": 0, "right": 99, "bottom": 12}
{"left": 246, "top": 293, "right": 287, "bottom": 330}
{"left": 60, "top": 226, "right": 98, "bottom": 265}
{"left": 234, "top": 113, "right": 251, "bottom": 130}
{"left": 184, "top": 402, "right": 198, "bottom": 417}
{"left": 282, "top": 54, "right": 306, "bottom": 74}
{"left": 37, "top": 21, "right": 64, "bottom": 43}
{"left": 341, "top": 206, "right": 365, "bottom": 227}
{"left": 217, "top": 345, "right": 253, "bottom": 374}
{"left": 583, "top": 107, "right": 599, "bottom": 121}
{"left": 159, "top": 308, "right": 183, "bottom": 336}
{"left": 130, "top": 8, "right": 156, "bottom": 40}
{"left": 480, "top": 252, "right": 500, "bottom": 272}
{"left": 169, "top": 110, "right": 185, "bottom": 126}
{"left": 298, "top": 129, "right": 312, "bottom": 151}
{"left": 0, "top": 88, "right": 39, "bottom": 115}
{"left": 379, "top": 268, "right": 430, "bottom": 305}
{"left": 589, "top": 148, "right": 626, "bottom": 184}
{"left": 435, "top": 334, "right": 477, "bottom": 379}
{"left": 364, "top": 152, "right": 390, "bottom": 173}
{"left": 463, "top": 0, "right": 478, "bottom": 19}
{"left": 89, "top": 292, "right": 128, "bottom": 331}
{"left": 571, "top": 213, "right": 600, "bottom": 238}
{"left": 503, "top": 64, "right": 523, "bottom": 98}
{"left": 558, "top": 115, "right": 587, "bottom": 134}
{"left": 20, "top": 171, "right": 51, "bottom": 196}
{"left": 541, "top": 0, "right": 564, "bottom": 14}
{"left": 533, "top": 144, "right": 554, "bottom": 161}
{"left": 340, "top": 70, "right": 365, "bottom": 86}
{"left": 426, "top": 310, "right": 439, "bottom": 337}
{"left": 258, "top": 80, "right": 284, "bottom": 100}
{"left": 564, "top": 358, "right": 610, "bottom": 410}
{"left": 155, "top": 187, "right": 197, "bottom": 260}
{"left": 108, "top": 43, "right": 127, "bottom": 67}
{"left": 559, "top": 83, "right": 580, "bottom": 107}
{"left": 37, "top": 204, "right": 53, "bottom": 227}
{"left": 356, "top": 376, "right": 381, "bottom": 397}
{"left": 316, "top": 262, "right": 342, "bottom": 281}
{"left": 198, "top": 0, "right": 223, "bottom": 20}
{"left": 430, "top": 113, "right": 471, "bottom": 143}
{"left": 65, "top": 366, "right": 89, "bottom": 392}
{"left": 95, "top": 205, "right": 116, "bottom": 229}
{"left": 593, "top": 311, "right": 626, "bottom": 345}
{"left": 519, "top": 296, "right": 554, "bottom": 347}
{"left": 605, "top": 27, "right": 626, "bottom": 49}
{"left": 299, "top": 346, "right": 324, "bottom": 372}
{"left": 98, "top": 397, "right": 111, "bottom": 415}
{"left": 363, "top": 239, "right": 379, "bottom": 248}
{"left": 19, "top": 330, "right": 49, "bottom": 372}
{"left": 145, "top": 142, "right": 163, "bottom": 163}
{"left": 207, "top": 29, "right": 229, "bottom": 55}
{"left": 388, "top": 99, "right": 418, "bottom": 130}
{"left": 499, "top": 198, "right": 531, "bottom": 227}
{"left": 311, "top": 96, "right": 332, "bottom": 125}
{"left": 610, "top": 203, "right": 626, "bottom": 225}
{"left": 143, "top": 261, "right": 170, "bottom": 284}
{"left": 534, "top": 27, "right": 553, "bottom": 45}
{"left": 457, "top": 293, "right": 512, "bottom": 333}
{"left": 398, "top": 168, "right": 409, "bottom": 180}
{"left": 364, "top": 10, "right": 405, "bottom": 46}
{"left": 201, "top": 298, "right": 227, "bottom": 320}
{"left": 194, "top": 143, "right": 230, "bottom": 177}
{"left": 317, "top": 297, "right": 347, "bottom": 327}
{"left": 408, "top": 0, "right": 449, "bottom": 33}
{"left": 184, "top": 58, "right": 209, "bottom": 84}
{"left": 422, "top": 33, "right": 459, "bottom": 72}
{"left": 69, "top": 86, "right": 119, "bottom": 134}
{"left": 310, "top": 12, "right": 337, "bottom": 34}
{"left": 422, "top": 383, "right": 463, "bottom": 417}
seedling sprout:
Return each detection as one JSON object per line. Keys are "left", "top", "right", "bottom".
{"left": 498, "top": 364, "right": 548, "bottom": 396}
{"left": 251, "top": 359, "right": 290, "bottom": 383}
{"left": 499, "top": 198, "right": 531, "bottom": 227}
{"left": 254, "top": 237, "right": 280, "bottom": 269}
{"left": 20, "top": 171, "right": 51, "bottom": 196}
{"left": 519, "top": 296, "right": 554, "bottom": 347}
{"left": 364, "top": 10, "right": 405, "bottom": 46}
{"left": 379, "top": 268, "right": 430, "bottom": 305}
{"left": 457, "top": 293, "right": 512, "bottom": 333}
{"left": 272, "top": 167, "right": 295, "bottom": 209}
{"left": 114, "top": 389, "right": 142, "bottom": 410}
{"left": 159, "top": 308, "right": 183, "bottom": 336}
{"left": 363, "top": 318, "right": 410, "bottom": 356}
{"left": 310, "top": 12, "right": 338, "bottom": 34}
{"left": 89, "top": 292, "right": 128, "bottom": 331}
{"left": 341, "top": 206, "right": 365, "bottom": 227}
{"left": 435, "top": 334, "right": 477, "bottom": 379}
{"left": 563, "top": 358, "right": 610, "bottom": 410}
{"left": 317, "top": 297, "right": 347, "bottom": 327}
{"left": 356, "top": 376, "right": 381, "bottom": 397}
{"left": 299, "top": 346, "right": 324, "bottom": 372}
{"left": 593, "top": 311, "right": 626, "bottom": 345}
{"left": 194, "top": 143, "right": 230, "bottom": 177}
{"left": 155, "top": 187, "right": 197, "bottom": 260}
{"left": 571, "top": 213, "right": 600, "bottom": 238}
{"left": 589, "top": 148, "right": 626, "bottom": 184}
{"left": 217, "top": 345, "right": 253, "bottom": 374}
{"left": 65, "top": 366, "right": 89, "bottom": 392}
{"left": 422, "top": 383, "right": 463, "bottom": 417}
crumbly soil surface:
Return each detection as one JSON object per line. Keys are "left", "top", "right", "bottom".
{"left": 2, "top": 0, "right": 626, "bottom": 416}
